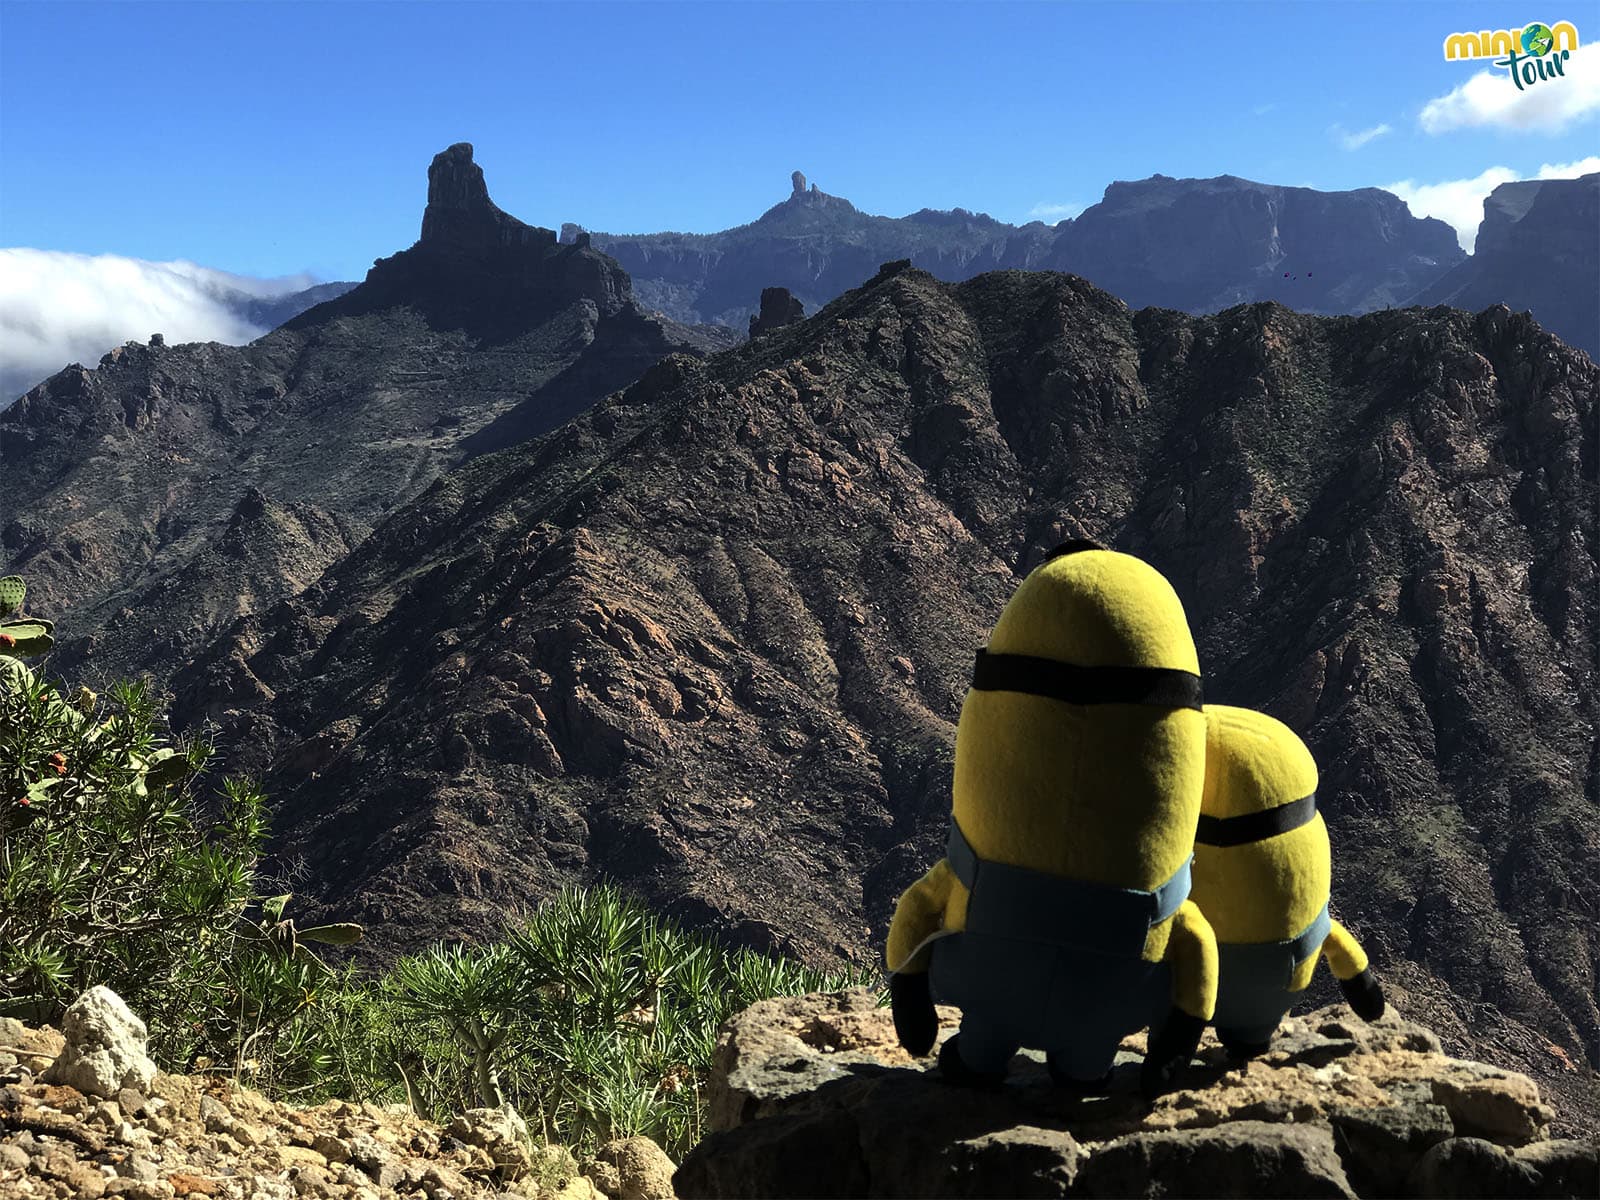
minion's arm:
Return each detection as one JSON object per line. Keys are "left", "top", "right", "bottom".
{"left": 885, "top": 859, "right": 955, "bottom": 1058}
{"left": 1142, "top": 900, "right": 1218, "bottom": 1098}
{"left": 885, "top": 858, "right": 955, "bottom": 974}
{"left": 1322, "top": 917, "right": 1370, "bottom": 980}
{"left": 1165, "top": 899, "right": 1219, "bottom": 1021}
{"left": 1324, "top": 917, "right": 1385, "bottom": 1021}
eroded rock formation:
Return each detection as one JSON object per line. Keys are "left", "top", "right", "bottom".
{"left": 677, "top": 990, "right": 1599, "bottom": 1199}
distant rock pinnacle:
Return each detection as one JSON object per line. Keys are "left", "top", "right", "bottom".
{"left": 792, "top": 170, "right": 807, "bottom": 196}
{"left": 748, "top": 287, "right": 806, "bottom": 338}
{"left": 420, "top": 141, "right": 556, "bottom": 252}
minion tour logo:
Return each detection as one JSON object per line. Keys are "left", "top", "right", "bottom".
{"left": 1443, "top": 20, "right": 1580, "bottom": 90}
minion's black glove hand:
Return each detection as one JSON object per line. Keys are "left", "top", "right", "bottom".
{"left": 1141, "top": 1007, "right": 1205, "bottom": 1100}
{"left": 1339, "top": 967, "right": 1386, "bottom": 1022}
{"left": 890, "top": 970, "right": 938, "bottom": 1057}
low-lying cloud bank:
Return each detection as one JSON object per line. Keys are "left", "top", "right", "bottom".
{"left": 0, "top": 250, "right": 328, "bottom": 407}
{"left": 1384, "top": 155, "right": 1600, "bottom": 252}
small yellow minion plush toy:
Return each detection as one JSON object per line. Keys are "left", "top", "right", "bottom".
{"left": 1191, "top": 705, "right": 1385, "bottom": 1057}
{"left": 885, "top": 541, "right": 1219, "bottom": 1097}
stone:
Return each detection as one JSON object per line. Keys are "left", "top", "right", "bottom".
{"left": 1073, "top": 1122, "right": 1355, "bottom": 1198}
{"left": 1327, "top": 1101, "right": 1454, "bottom": 1195}
{"left": 1515, "top": 1139, "right": 1600, "bottom": 1197}
{"left": 445, "top": 1105, "right": 533, "bottom": 1174}
{"left": 42, "top": 987, "right": 157, "bottom": 1099}
{"left": 589, "top": 1138, "right": 676, "bottom": 1200}
{"left": 1408, "top": 1136, "right": 1546, "bottom": 1198}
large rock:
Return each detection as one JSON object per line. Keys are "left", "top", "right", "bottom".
{"left": 674, "top": 991, "right": 1589, "bottom": 1199}
{"left": 747, "top": 287, "right": 806, "bottom": 338}
{"left": 41, "top": 985, "right": 157, "bottom": 1099}
{"left": 585, "top": 1136, "right": 677, "bottom": 1200}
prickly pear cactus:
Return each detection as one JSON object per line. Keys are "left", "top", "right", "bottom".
{"left": 0, "top": 576, "right": 53, "bottom": 660}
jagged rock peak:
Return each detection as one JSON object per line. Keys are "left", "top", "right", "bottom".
{"left": 748, "top": 287, "right": 806, "bottom": 338}
{"left": 419, "top": 141, "right": 556, "bottom": 251}
{"left": 761, "top": 170, "right": 856, "bottom": 220}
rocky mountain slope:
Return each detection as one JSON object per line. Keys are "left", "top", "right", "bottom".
{"left": 677, "top": 990, "right": 1599, "bottom": 1197}
{"left": 162, "top": 256, "right": 1598, "bottom": 1131}
{"left": 0, "top": 144, "right": 735, "bottom": 688}
{"left": 1410, "top": 173, "right": 1599, "bottom": 360}
{"left": 571, "top": 171, "right": 1465, "bottom": 329}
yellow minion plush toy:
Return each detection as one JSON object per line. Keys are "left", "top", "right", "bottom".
{"left": 885, "top": 541, "right": 1219, "bottom": 1097}
{"left": 1192, "top": 705, "right": 1385, "bottom": 1056}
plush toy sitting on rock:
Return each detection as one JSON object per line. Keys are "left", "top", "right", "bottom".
{"left": 885, "top": 541, "right": 1218, "bottom": 1097}
{"left": 1191, "top": 704, "right": 1386, "bottom": 1057}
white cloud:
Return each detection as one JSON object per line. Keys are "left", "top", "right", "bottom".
{"left": 1028, "top": 201, "right": 1087, "bottom": 223}
{"left": 1252, "top": 103, "right": 1276, "bottom": 116}
{"left": 1332, "top": 122, "right": 1393, "bottom": 150}
{"left": 1420, "top": 41, "right": 1600, "bottom": 133}
{"left": 0, "top": 250, "right": 319, "bottom": 405}
{"left": 1382, "top": 155, "right": 1600, "bottom": 251}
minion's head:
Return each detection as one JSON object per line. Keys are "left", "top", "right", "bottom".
{"left": 950, "top": 541, "right": 1206, "bottom": 889}
{"left": 1201, "top": 706, "right": 1318, "bottom": 820}
{"left": 988, "top": 541, "right": 1202, "bottom": 675}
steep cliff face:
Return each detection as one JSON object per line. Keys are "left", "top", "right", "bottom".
{"left": 1046, "top": 174, "right": 1465, "bottom": 314}
{"left": 1410, "top": 173, "right": 1599, "bottom": 359}
{"left": 570, "top": 172, "right": 1465, "bottom": 331}
{"left": 167, "top": 263, "right": 1597, "bottom": 1129}
{"left": 0, "top": 144, "right": 734, "bottom": 688}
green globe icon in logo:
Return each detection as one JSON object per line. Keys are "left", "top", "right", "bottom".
{"left": 1521, "top": 23, "right": 1554, "bottom": 55}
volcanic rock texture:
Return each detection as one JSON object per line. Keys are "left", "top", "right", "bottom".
{"left": 0, "top": 144, "right": 735, "bottom": 688}
{"left": 165, "top": 264, "right": 1598, "bottom": 1132}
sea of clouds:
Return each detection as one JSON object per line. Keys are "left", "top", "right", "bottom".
{"left": 0, "top": 250, "right": 326, "bottom": 408}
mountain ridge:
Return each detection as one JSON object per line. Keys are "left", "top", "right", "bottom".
{"left": 0, "top": 144, "right": 735, "bottom": 688}
{"left": 160, "top": 262, "right": 1597, "bottom": 1131}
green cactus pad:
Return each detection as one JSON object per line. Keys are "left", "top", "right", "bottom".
{"left": 0, "top": 623, "right": 54, "bottom": 658}
{"left": 0, "top": 577, "right": 23, "bottom": 619}
{"left": 298, "top": 922, "right": 365, "bottom": 946}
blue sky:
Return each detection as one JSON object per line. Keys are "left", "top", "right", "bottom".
{"left": 1, "top": 1, "right": 1596, "bottom": 401}
{"left": 3, "top": 0, "right": 1596, "bottom": 279}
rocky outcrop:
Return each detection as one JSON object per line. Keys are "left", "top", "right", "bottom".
{"left": 1043, "top": 174, "right": 1464, "bottom": 315}
{"left": 1409, "top": 174, "right": 1599, "bottom": 359}
{"left": 0, "top": 144, "right": 732, "bottom": 689}
{"left": 0, "top": 996, "right": 675, "bottom": 1200}
{"left": 746, "top": 288, "right": 805, "bottom": 338}
{"left": 577, "top": 172, "right": 1466, "bottom": 332}
{"left": 675, "top": 990, "right": 1599, "bottom": 1199}
{"left": 313, "top": 143, "right": 636, "bottom": 340}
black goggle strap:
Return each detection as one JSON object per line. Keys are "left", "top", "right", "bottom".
{"left": 1043, "top": 539, "right": 1107, "bottom": 561}
{"left": 971, "top": 649, "right": 1204, "bottom": 711}
{"left": 1195, "top": 792, "right": 1317, "bottom": 847}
